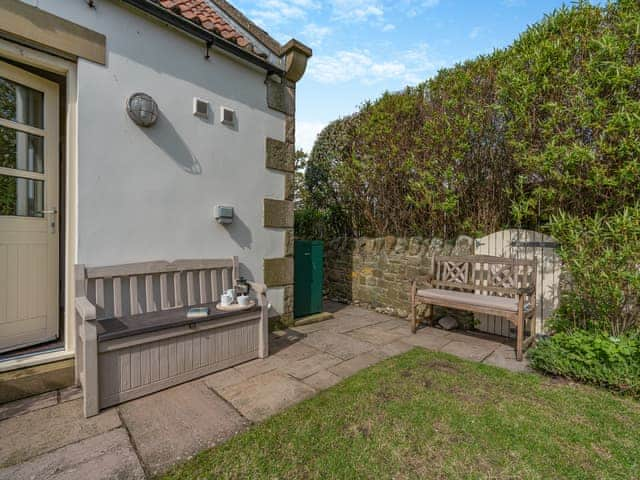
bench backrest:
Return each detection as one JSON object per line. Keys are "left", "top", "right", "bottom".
{"left": 432, "top": 255, "right": 536, "bottom": 297}
{"left": 75, "top": 257, "right": 238, "bottom": 319}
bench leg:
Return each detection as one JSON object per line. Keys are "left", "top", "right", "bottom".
{"left": 411, "top": 282, "right": 417, "bottom": 334}
{"left": 516, "top": 297, "right": 524, "bottom": 362}
{"left": 83, "top": 320, "right": 100, "bottom": 417}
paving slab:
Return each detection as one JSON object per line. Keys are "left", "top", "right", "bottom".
{"left": 233, "top": 355, "right": 285, "bottom": 378}
{"left": 376, "top": 340, "right": 415, "bottom": 359}
{"left": 401, "top": 331, "right": 453, "bottom": 351}
{"left": 281, "top": 352, "right": 343, "bottom": 379}
{"left": 0, "top": 398, "right": 121, "bottom": 467}
{"left": 118, "top": 380, "right": 248, "bottom": 476}
{"left": 446, "top": 332, "right": 506, "bottom": 349}
{"left": 272, "top": 341, "right": 321, "bottom": 362}
{"left": 0, "top": 391, "right": 57, "bottom": 422}
{"left": 441, "top": 340, "right": 496, "bottom": 362}
{"left": 218, "top": 370, "right": 316, "bottom": 422}
{"left": 291, "top": 312, "right": 386, "bottom": 335}
{"left": 0, "top": 428, "right": 144, "bottom": 480}
{"left": 301, "top": 330, "right": 375, "bottom": 360}
{"left": 203, "top": 356, "right": 283, "bottom": 391}
{"left": 290, "top": 317, "right": 343, "bottom": 333}
{"left": 302, "top": 370, "right": 343, "bottom": 391}
{"left": 374, "top": 318, "right": 411, "bottom": 331}
{"left": 58, "top": 385, "right": 83, "bottom": 403}
{"left": 347, "top": 325, "right": 405, "bottom": 345}
{"left": 329, "top": 352, "right": 387, "bottom": 378}
{"left": 331, "top": 314, "right": 389, "bottom": 333}
{"left": 483, "top": 344, "right": 531, "bottom": 373}
{"left": 203, "top": 366, "right": 251, "bottom": 391}
{"left": 270, "top": 329, "right": 306, "bottom": 349}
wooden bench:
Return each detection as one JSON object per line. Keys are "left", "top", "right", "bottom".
{"left": 74, "top": 257, "right": 268, "bottom": 417}
{"left": 411, "top": 255, "right": 536, "bottom": 361}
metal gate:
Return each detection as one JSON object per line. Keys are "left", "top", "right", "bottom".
{"left": 474, "top": 229, "right": 561, "bottom": 337}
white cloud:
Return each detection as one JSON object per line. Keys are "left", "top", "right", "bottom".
{"left": 399, "top": 0, "right": 439, "bottom": 17}
{"left": 302, "top": 23, "right": 332, "bottom": 47}
{"left": 247, "top": 0, "right": 321, "bottom": 26}
{"left": 296, "top": 120, "right": 328, "bottom": 153}
{"left": 308, "top": 43, "right": 443, "bottom": 85}
{"left": 382, "top": 23, "right": 396, "bottom": 32}
{"left": 330, "top": 0, "right": 384, "bottom": 22}
{"left": 469, "top": 26, "right": 482, "bottom": 39}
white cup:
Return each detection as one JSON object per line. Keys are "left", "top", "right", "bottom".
{"left": 220, "top": 294, "right": 232, "bottom": 306}
{"left": 226, "top": 288, "right": 236, "bottom": 301}
{"left": 237, "top": 295, "right": 249, "bottom": 306}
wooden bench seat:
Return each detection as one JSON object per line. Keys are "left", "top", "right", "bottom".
{"left": 416, "top": 289, "right": 521, "bottom": 313}
{"left": 74, "top": 257, "right": 268, "bottom": 417}
{"left": 411, "top": 255, "right": 536, "bottom": 361}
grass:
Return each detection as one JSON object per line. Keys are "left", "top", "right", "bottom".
{"left": 160, "top": 349, "right": 640, "bottom": 479}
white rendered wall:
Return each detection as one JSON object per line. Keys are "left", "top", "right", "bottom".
{"left": 22, "top": 0, "right": 288, "bottom": 314}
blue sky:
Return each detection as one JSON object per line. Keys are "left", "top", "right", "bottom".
{"left": 233, "top": 0, "right": 575, "bottom": 153}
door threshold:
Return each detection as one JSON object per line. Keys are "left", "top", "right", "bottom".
{"left": 0, "top": 348, "right": 73, "bottom": 373}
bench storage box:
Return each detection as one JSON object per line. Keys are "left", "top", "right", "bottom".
{"left": 74, "top": 257, "right": 268, "bottom": 417}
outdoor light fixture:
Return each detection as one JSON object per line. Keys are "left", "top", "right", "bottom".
{"left": 126, "top": 92, "right": 158, "bottom": 127}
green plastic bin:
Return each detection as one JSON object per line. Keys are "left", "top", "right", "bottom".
{"left": 294, "top": 240, "right": 324, "bottom": 318}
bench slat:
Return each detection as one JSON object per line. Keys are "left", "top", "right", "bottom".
{"left": 173, "top": 272, "right": 182, "bottom": 308}
{"left": 211, "top": 270, "right": 220, "bottom": 303}
{"left": 145, "top": 275, "right": 155, "bottom": 313}
{"left": 160, "top": 273, "right": 169, "bottom": 310}
{"left": 186, "top": 271, "right": 195, "bottom": 306}
{"left": 130, "top": 276, "right": 139, "bottom": 315}
{"left": 113, "top": 278, "right": 122, "bottom": 318}
{"left": 199, "top": 271, "right": 207, "bottom": 304}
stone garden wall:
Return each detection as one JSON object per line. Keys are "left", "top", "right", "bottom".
{"left": 324, "top": 235, "right": 474, "bottom": 320}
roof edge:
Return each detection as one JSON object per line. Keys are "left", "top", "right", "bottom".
{"left": 209, "top": 0, "right": 282, "bottom": 55}
{"left": 120, "top": 0, "right": 284, "bottom": 74}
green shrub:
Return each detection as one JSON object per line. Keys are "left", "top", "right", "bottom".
{"left": 299, "top": 0, "right": 640, "bottom": 239}
{"left": 548, "top": 205, "right": 640, "bottom": 336}
{"left": 529, "top": 330, "right": 640, "bottom": 396}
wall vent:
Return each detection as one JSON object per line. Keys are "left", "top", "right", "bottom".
{"left": 193, "top": 98, "right": 209, "bottom": 117}
{"left": 221, "top": 106, "right": 235, "bottom": 125}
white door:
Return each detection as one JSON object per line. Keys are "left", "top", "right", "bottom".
{"left": 0, "top": 60, "right": 59, "bottom": 353}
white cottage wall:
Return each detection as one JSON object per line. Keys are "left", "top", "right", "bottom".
{"left": 20, "top": 0, "right": 288, "bottom": 314}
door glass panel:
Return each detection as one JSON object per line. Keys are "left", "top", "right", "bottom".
{"left": 0, "top": 77, "right": 44, "bottom": 129}
{"left": 0, "top": 125, "right": 44, "bottom": 173}
{"left": 0, "top": 174, "right": 44, "bottom": 217}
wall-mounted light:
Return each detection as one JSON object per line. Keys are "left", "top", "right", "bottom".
{"left": 126, "top": 92, "right": 158, "bottom": 127}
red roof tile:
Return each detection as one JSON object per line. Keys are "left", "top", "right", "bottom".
{"left": 157, "top": 0, "right": 254, "bottom": 52}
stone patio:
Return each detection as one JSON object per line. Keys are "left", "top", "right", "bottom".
{"left": 0, "top": 303, "right": 530, "bottom": 479}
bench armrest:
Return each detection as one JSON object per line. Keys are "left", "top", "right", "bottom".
{"left": 75, "top": 296, "right": 96, "bottom": 321}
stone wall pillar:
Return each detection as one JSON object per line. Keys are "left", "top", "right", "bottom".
{"left": 263, "top": 40, "right": 311, "bottom": 326}
{"left": 263, "top": 78, "right": 296, "bottom": 325}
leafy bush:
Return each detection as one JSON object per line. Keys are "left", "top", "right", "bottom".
{"left": 548, "top": 205, "right": 640, "bottom": 336}
{"left": 529, "top": 330, "right": 640, "bottom": 396}
{"left": 298, "top": 0, "right": 640, "bottom": 240}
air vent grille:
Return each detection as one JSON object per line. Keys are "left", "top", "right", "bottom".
{"left": 193, "top": 98, "right": 208, "bottom": 117}
{"left": 221, "top": 107, "right": 235, "bottom": 125}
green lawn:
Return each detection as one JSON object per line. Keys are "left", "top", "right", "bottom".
{"left": 160, "top": 349, "right": 640, "bottom": 480}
